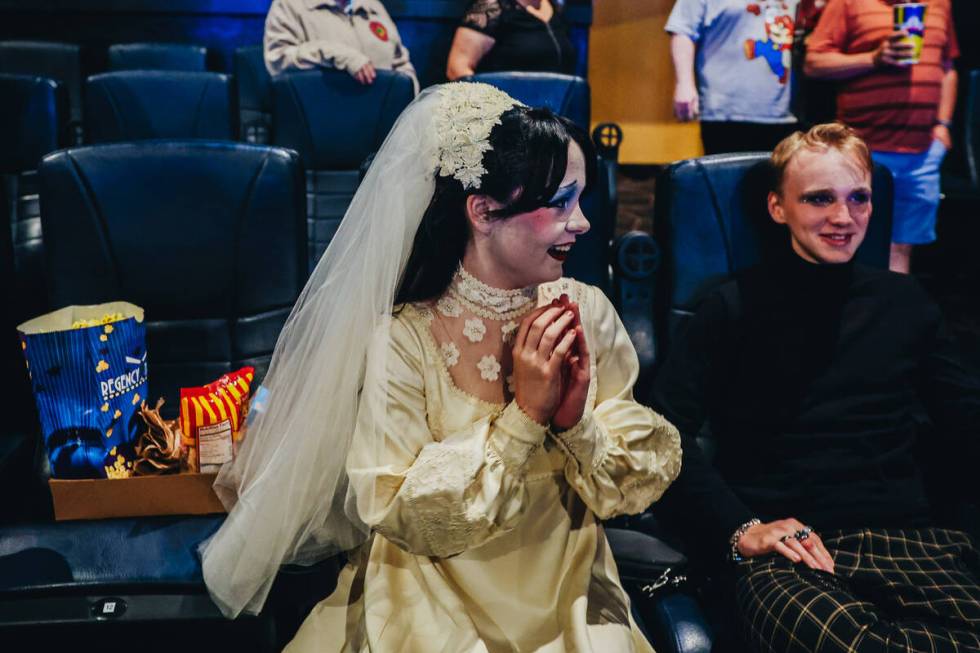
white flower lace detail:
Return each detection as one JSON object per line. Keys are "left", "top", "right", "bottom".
{"left": 434, "top": 83, "right": 521, "bottom": 190}
{"left": 436, "top": 295, "right": 462, "bottom": 318}
{"left": 501, "top": 320, "right": 519, "bottom": 343}
{"left": 441, "top": 341, "right": 460, "bottom": 367}
{"left": 506, "top": 374, "right": 516, "bottom": 394}
{"left": 478, "top": 355, "right": 501, "bottom": 381}
{"left": 463, "top": 318, "right": 487, "bottom": 343}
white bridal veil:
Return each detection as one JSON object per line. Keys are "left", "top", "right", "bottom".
{"left": 200, "top": 83, "right": 519, "bottom": 618}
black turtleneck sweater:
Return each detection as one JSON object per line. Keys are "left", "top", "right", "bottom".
{"left": 650, "top": 253, "right": 980, "bottom": 557}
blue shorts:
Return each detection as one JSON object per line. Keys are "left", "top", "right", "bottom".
{"left": 871, "top": 139, "right": 948, "bottom": 245}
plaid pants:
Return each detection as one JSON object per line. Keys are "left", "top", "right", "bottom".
{"left": 735, "top": 528, "right": 980, "bottom": 652}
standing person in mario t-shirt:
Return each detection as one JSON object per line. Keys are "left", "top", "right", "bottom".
{"left": 264, "top": 0, "right": 419, "bottom": 93}
{"left": 805, "top": 0, "right": 959, "bottom": 274}
{"left": 666, "top": 0, "right": 802, "bottom": 155}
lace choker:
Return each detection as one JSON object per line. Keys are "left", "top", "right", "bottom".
{"left": 447, "top": 266, "right": 538, "bottom": 320}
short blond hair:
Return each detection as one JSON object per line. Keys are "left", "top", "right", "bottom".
{"left": 771, "top": 123, "right": 873, "bottom": 193}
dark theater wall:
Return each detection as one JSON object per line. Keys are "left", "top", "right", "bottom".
{"left": 0, "top": 0, "right": 592, "bottom": 88}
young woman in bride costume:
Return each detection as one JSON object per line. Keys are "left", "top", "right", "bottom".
{"left": 200, "top": 82, "right": 682, "bottom": 652}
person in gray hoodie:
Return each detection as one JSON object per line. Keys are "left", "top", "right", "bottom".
{"left": 264, "top": 0, "right": 418, "bottom": 92}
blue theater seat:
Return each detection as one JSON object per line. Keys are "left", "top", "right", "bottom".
{"left": 272, "top": 69, "right": 415, "bottom": 273}
{"left": 468, "top": 72, "right": 590, "bottom": 132}
{"left": 1, "top": 73, "right": 65, "bottom": 486}
{"left": 0, "top": 73, "right": 65, "bottom": 405}
{"left": 38, "top": 141, "right": 307, "bottom": 411}
{"left": 615, "top": 154, "right": 894, "bottom": 383}
{"left": 653, "top": 153, "right": 893, "bottom": 355}
{"left": 85, "top": 71, "right": 234, "bottom": 143}
{"left": 235, "top": 45, "right": 273, "bottom": 144}
{"left": 107, "top": 43, "right": 208, "bottom": 72}
{"left": 0, "top": 141, "right": 307, "bottom": 645}
{"left": 0, "top": 41, "right": 84, "bottom": 144}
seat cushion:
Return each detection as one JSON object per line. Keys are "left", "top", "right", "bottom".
{"left": 0, "top": 515, "right": 224, "bottom": 593}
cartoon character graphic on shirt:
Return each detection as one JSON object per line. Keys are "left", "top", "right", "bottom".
{"left": 744, "top": 2, "right": 795, "bottom": 84}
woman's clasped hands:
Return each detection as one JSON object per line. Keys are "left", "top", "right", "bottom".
{"left": 511, "top": 294, "right": 590, "bottom": 431}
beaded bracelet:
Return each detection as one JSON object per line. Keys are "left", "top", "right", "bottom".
{"left": 729, "top": 518, "right": 761, "bottom": 563}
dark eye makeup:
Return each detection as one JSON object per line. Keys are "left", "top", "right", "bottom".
{"left": 547, "top": 184, "right": 578, "bottom": 211}
{"left": 800, "top": 189, "right": 871, "bottom": 206}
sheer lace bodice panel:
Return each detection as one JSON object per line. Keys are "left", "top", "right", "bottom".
{"left": 411, "top": 268, "right": 576, "bottom": 407}
{"left": 419, "top": 267, "right": 536, "bottom": 406}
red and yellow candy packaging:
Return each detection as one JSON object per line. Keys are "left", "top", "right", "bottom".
{"left": 180, "top": 367, "right": 254, "bottom": 473}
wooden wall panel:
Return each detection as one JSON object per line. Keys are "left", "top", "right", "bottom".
{"left": 589, "top": 0, "right": 701, "bottom": 164}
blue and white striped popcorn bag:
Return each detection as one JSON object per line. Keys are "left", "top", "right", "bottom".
{"left": 18, "top": 302, "right": 148, "bottom": 479}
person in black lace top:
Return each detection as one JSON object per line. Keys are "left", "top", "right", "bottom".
{"left": 446, "top": 0, "right": 577, "bottom": 80}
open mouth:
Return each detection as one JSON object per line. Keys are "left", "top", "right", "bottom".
{"left": 547, "top": 243, "right": 573, "bottom": 261}
{"left": 820, "top": 234, "right": 853, "bottom": 247}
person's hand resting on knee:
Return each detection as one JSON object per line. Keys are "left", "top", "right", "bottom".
{"left": 736, "top": 518, "right": 835, "bottom": 574}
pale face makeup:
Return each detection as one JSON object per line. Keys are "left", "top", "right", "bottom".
{"left": 768, "top": 147, "right": 872, "bottom": 265}
{"left": 464, "top": 141, "right": 590, "bottom": 289}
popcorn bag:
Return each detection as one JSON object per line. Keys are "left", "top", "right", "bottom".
{"left": 18, "top": 302, "right": 148, "bottom": 479}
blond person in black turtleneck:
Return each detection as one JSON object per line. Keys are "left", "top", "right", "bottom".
{"left": 651, "top": 123, "right": 980, "bottom": 651}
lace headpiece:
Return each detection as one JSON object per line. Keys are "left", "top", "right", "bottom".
{"left": 434, "top": 82, "right": 523, "bottom": 190}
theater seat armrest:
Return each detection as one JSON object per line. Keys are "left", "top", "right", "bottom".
{"left": 0, "top": 432, "right": 34, "bottom": 497}
{"left": 649, "top": 592, "right": 714, "bottom": 653}
{"left": 612, "top": 232, "right": 660, "bottom": 381}
{"left": 605, "top": 527, "right": 686, "bottom": 579}
{"left": 606, "top": 528, "right": 712, "bottom": 653}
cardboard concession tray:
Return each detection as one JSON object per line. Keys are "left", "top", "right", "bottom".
{"left": 49, "top": 472, "right": 226, "bottom": 521}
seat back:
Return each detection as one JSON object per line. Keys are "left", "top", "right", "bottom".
{"left": 468, "top": 72, "right": 590, "bottom": 131}
{"left": 0, "top": 171, "right": 38, "bottom": 437}
{"left": 0, "top": 74, "right": 66, "bottom": 329}
{"left": 234, "top": 45, "right": 273, "bottom": 144}
{"left": 272, "top": 69, "right": 414, "bottom": 271}
{"left": 107, "top": 43, "right": 208, "bottom": 72}
{"left": 39, "top": 141, "right": 307, "bottom": 415}
{"left": 967, "top": 70, "right": 980, "bottom": 191}
{"left": 0, "top": 41, "right": 82, "bottom": 144}
{"left": 654, "top": 152, "right": 894, "bottom": 352}
{"left": 85, "top": 71, "right": 234, "bottom": 143}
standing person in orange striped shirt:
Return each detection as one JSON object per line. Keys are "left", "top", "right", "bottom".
{"left": 804, "top": 0, "right": 959, "bottom": 274}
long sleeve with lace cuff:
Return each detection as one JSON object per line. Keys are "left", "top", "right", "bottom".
{"left": 553, "top": 286, "right": 682, "bottom": 521}
{"left": 348, "top": 318, "right": 549, "bottom": 559}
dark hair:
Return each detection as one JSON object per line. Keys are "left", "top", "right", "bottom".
{"left": 395, "top": 105, "right": 595, "bottom": 305}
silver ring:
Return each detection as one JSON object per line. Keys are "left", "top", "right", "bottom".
{"left": 795, "top": 527, "right": 813, "bottom": 542}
